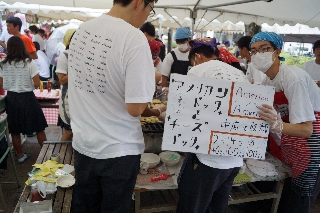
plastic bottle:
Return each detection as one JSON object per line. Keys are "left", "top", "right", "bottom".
{"left": 31, "top": 183, "right": 44, "bottom": 202}
{"left": 47, "top": 80, "right": 51, "bottom": 93}
{"left": 39, "top": 81, "right": 43, "bottom": 92}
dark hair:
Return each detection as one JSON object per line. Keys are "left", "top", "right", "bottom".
{"left": 176, "top": 38, "right": 189, "bottom": 43}
{"left": 269, "top": 42, "right": 278, "bottom": 50}
{"left": 1, "top": 36, "right": 31, "bottom": 67}
{"left": 140, "top": 22, "right": 155, "bottom": 37}
{"left": 29, "top": 25, "right": 39, "bottom": 34}
{"left": 237, "top": 36, "right": 252, "bottom": 50}
{"left": 313, "top": 40, "right": 320, "bottom": 52}
{"left": 66, "top": 31, "right": 76, "bottom": 50}
{"left": 113, "top": 0, "right": 157, "bottom": 7}
{"left": 38, "top": 29, "right": 46, "bottom": 38}
{"left": 33, "top": 42, "right": 40, "bottom": 51}
{"left": 188, "top": 45, "right": 220, "bottom": 61}
{"left": 6, "top": 17, "right": 22, "bottom": 32}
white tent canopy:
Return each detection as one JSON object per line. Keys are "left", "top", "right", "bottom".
{"left": 2, "top": 0, "right": 320, "bottom": 27}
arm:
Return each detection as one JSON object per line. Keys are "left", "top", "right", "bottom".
{"left": 0, "top": 77, "right": 3, "bottom": 88}
{"left": 282, "top": 121, "right": 313, "bottom": 138}
{"left": 258, "top": 104, "right": 313, "bottom": 138}
{"left": 57, "top": 73, "right": 68, "bottom": 85}
{"left": 126, "top": 103, "right": 148, "bottom": 117}
{"left": 0, "top": 41, "right": 6, "bottom": 51}
{"left": 160, "top": 75, "right": 168, "bottom": 87}
{"left": 141, "top": 105, "right": 167, "bottom": 117}
{"left": 32, "top": 74, "right": 40, "bottom": 88}
{"left": 29, "top": 51, "right": 38, "bottom": 59}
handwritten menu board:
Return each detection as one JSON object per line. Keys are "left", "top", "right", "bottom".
{"left": 162, "top": 74, "right": 275, "bottom": 159}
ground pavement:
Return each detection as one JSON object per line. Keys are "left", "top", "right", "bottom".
{"left": 0, "top": 125, "right": 319, "bottom": 213}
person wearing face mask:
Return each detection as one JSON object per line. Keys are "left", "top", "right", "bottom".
{"left": 251, "top": 32, "right": 320, "bottom": 213}
{"left": 176, "top": 38, "right": 249, "bottom": 213}
{"left": 160, "top": 27, "right": 192, "bottom": 87}
{"left": 237, "top": 35, "right": 266, "bottom": 84}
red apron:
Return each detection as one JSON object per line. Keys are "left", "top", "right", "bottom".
{"left": 269, "top": 90, "right": 320, "bottom": 196}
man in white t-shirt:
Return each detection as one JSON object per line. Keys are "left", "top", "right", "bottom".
{"left": 237, "top": 35, "right": 266, "bottom": 84}
{"left": 250, "top": 32, "right": 320, "bottom": 213}
{"left": 33, "top": 42, "right": 50, "bottom": 81}
{"left": 29, "top": 26, "right": 45, "bottom": 51}
{"left": 302, "top": 40, "right": 320, "bottom": 87}
{"left": 176, "top": 38, "right": 248, "bottom": 213}
{"left": 160, "top": 27, "right": 192, "bottom": 87}
{"left": 68, "top": 0, "right": 158, "bottom": 212}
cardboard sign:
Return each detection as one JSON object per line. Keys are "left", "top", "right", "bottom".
{"left": 162, "top": 74, "right": 275, "bottom": 159}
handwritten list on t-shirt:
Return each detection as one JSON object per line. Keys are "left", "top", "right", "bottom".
{"left": 162, "top": 74, "right": 275, "bottom": 159}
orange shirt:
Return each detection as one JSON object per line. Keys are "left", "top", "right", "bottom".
{"left": 20, "top": 34, "right": 36, "bottom": 54}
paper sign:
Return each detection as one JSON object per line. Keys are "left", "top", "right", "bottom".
{"left": 162, "top": 74, "right": 275, "bottom": 159}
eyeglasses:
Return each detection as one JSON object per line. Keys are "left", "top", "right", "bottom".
{"left": 249, "top": 46, "right": 273, "bottom": 56}
{"left": 144, "top": 0, "right": 156, "bottom": 17}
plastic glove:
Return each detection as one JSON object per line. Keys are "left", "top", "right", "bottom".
{"left": 157, "top": 105, "right": 167, "bottom": 114}
{"left": 257, "top": 104, "right": 283, "bottom": 134}
{"left": 158, "top": 112, "right": 166, "bottom": 122}
{"left": 162, "top": 87, "right": 169, "bottom": 95}
{"left": 270, "top": 112, "right": 282, "bottom": 146}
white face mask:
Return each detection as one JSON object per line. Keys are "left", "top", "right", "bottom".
{"left": 251, "top": 51, "right": 276, "bottom": 73}
{"left": 178, "top": 43, "right": 189, "bottom": 52}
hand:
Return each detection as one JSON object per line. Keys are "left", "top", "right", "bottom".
{"left": 162, "top": 87, "right": 169, "bottom": 95}
{"left": 316, "top": 81, "right": 320, "bottom": 87}
{"left": 157, "top": 105, "right": 167, "bottom": 114}
{"left": 0, "top": 53, "right": 6, "bottom": 58}
{"left": 158, "top": 112, "right": 166, "bottom": 122}
{"left": 257, "top": 104, "right": 283, "bottom": 133}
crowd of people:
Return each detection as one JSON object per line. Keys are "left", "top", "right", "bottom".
{"left": 0, "top": 0, "right": 320, "bottom": 212}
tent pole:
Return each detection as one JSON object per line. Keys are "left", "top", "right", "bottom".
{"left": 191, "top": 0, "right": 202, "bottom": 37}
{"left": 198, "top": 12, "right": 223, "bottom": 32}
{"left": 198, "top": 0, "right": 272, "bottom": 10}
{"left": 164, "top": 9, "right": 182, "bottom": 27}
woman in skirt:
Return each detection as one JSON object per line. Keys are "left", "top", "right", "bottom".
{"left": 0, "top": 36, "right": 48, "bottom": 164}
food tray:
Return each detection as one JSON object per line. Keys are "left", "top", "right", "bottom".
{"left": 142, "top": 123, "right": 164, "bottom": 133}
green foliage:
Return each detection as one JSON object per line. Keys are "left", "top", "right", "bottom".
{"left": 165, "top": 41, "right": 177, "bottom": 48}
{"left": 280, "top": 52, "right": 315, "bottom": 67}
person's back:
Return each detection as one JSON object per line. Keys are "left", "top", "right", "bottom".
{"left": 302, "top": 39, "right": 320, "bottom": 86}
{"left": 32, "top": 34, "right": 45, "bottom": 51}
{"left": 35, "top": 50, "right": 50, "bottom": 80}
{"left": 69, "top": 14, "right": 154, "bottom": 157}
{"left": 68, "top": 1, "right": 156, "bottom": 212}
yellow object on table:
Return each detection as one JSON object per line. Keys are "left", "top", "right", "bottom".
{"left": 39, "top": 81, "right": 43, "bottom": 92}
{"left": 25, "top": 160, "right": 64, "bottom": 185}
{"left": 233, "top": 173, "right": 252, "bottom": 185}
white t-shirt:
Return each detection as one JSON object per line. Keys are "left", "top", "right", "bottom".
{"left": 68, "top": 14, "right": 155, "bottom": 159}
{"left": 56, "top": 50, "right": 69, "bottom": 125}
{"left": 35, "top": 50, "right": 50, "bottom": 78}
{"left": 32, "top": 34, "right": 45, "bottom": 51}
{"left": 263, "top": 65, "right": 320, "bottom": 124}
{"left": 161, "top": 48, "right": 189, "bottom": 77}
{"left": 302, "top": 60, "right": 320, "bottom": 81}
{"left": 0, "top": 60, "right": 38, "bottom": 92}
{"left": 0, "top": 29, "right": 13, "bottom": 44}
{"left": 246, "top": 62, "right": 267, "bottom": 84}
{"left": 187, "top": 60, "right": 249, "bottom": 169}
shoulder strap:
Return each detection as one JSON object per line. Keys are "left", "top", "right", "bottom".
{"left": 171, "top": 51, "right": 177, "bottom": 61}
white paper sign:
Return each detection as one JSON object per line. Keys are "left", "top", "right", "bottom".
{"left": 162, "top": 74, "right": 275, "bottom": 159}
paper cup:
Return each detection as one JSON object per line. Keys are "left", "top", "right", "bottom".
{"left": 51, "top": 153, "right": 60, "bottom": 162}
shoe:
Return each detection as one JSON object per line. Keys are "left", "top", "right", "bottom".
{"left": 18, "top": 153, "right": 31, "bottom": 164}
{"left": 26, "top": 132, "right": 36, "bottom": 137}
